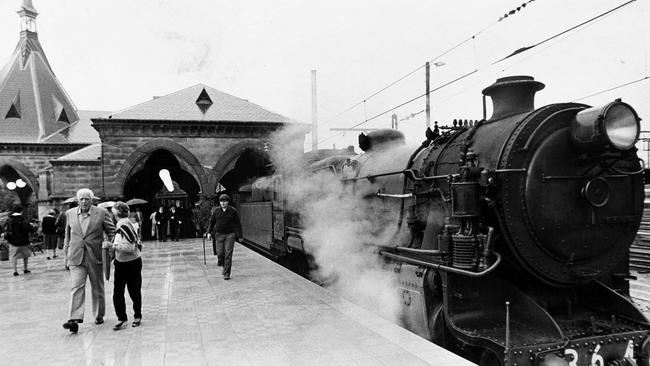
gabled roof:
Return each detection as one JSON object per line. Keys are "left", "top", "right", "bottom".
{"left": 0, "top": 31, "right": 79, "bottom": 143}
{"left": 53, "top": 143, "right": 101, "bottom": 162}
{"left": 105, "top": 84, "right": 296, "bottom": 124}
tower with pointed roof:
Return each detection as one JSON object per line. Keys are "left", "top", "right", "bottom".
{"left": 0, "top": 0, "right": 101, "bottom": 217}
{"left": 0, "top": 0, "right": 81, "bottom": 143}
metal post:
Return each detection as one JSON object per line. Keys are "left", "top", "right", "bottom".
{"left": 505, "top": 301, "right": 511, "bottom": 365}
{"left": 202, "top": 235, "right": 206, "bottom": 265}
{"left": 311, "top": 70, "right": 318, "bottom": 151}
{"left": 425, "top": 62, "right": 431, "bottom": 128}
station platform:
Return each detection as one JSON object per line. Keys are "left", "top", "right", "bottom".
{"left": 0, "top": 238, "right": 473, "bottom": 366}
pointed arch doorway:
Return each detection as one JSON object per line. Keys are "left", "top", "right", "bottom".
{"left": 123, "top": 149, "right": 200, "bottom": 239}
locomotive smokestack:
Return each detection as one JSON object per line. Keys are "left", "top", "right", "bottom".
{"left": 482, "top": 76, "right": 545, "bottom": 121}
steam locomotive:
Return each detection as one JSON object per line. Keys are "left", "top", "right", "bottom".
{"left": 236, "top": 76, "right": 650, "bottom": 366}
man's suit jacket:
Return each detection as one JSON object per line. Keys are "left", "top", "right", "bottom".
{"left": 64, "top": 205, "right": 116, "bottom": 266}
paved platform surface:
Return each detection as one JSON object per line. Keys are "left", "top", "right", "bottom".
{"left": 0, "top": 239, "right": 473, "bottom": 366}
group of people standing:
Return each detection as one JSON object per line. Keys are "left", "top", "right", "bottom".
{"left": 149, "top": 204, "right": 185, "bottom": 242}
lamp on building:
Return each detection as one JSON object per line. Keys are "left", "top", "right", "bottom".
{"left": 4, "top": 178, "right": 27, "bottom": 191}
{"left": 159, "top": 169, "right": 174, "bottom": 192}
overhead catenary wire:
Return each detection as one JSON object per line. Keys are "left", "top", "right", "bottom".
{"left": 493, "top": 0, "right": 637, "bottom": 64}
{"left": 318, "top": 70, "right": 477, "bottom": 144}
{"left": 318, "top": 1, "right": 539, "bottom": 129}
{"left": 375, "top": 0, "right": 645, "bottom": 128}
{"left": 572, "top": 76, "right": 650, "bottom": 102}
{"left": 318, "top": 0, "right": 640, "bottom": 147}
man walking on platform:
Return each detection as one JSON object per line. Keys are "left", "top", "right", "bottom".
{"left": 62, "top": 188, "right": 115, "bottom": 333}
{"left": 205, "top": 194, "right": 242, "bottom": 280}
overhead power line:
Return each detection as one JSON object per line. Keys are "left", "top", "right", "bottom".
{"left": 572, "top": 76, "right": 650, "bottom": 102}
{"left": 318, "top": 1, "right": 541, "bottom": 129}
{"left": 318, "top": 70, "right": 477, "bottom": 144}
{"left": 493, "top": 0, "right": 637, "bottom": 64}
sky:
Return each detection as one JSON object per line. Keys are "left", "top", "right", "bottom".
{"left": 0, "top": 0, "right": 648, "bottom": 152}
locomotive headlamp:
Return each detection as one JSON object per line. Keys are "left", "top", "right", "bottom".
{"left": 571, "top": 99, "right": 640, "bottom": 152}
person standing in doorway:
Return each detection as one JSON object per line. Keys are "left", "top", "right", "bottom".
{"left": 149, "top": 209, "right": 157, "bottom": 240}
{"left": 205, "top": 194, "right": 242, "bottom": 280}
{"left": 62, "top": 188, "right": 116, "bottom": 334}
{"left": 155, "top": 206, "right": 167, "bottom": 242}
{"left": 169, "top": 206, "right": 181, "bottom": 241}
{"left": 42, "top": 209, "right": 58, "bottom": 260}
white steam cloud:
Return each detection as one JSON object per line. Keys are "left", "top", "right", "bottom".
{"left": 267, "top": 125, "right": 405, "bottom": 322}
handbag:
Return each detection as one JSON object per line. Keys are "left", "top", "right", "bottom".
{"left": 57, "top": 238, "right": 64, "bottom": 250}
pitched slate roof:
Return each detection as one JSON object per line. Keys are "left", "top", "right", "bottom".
{"left": 0, "top": 31, "right": 80, "bottom": 143}
{"left": 40, "top": 110, "right": 104, "bottom": 144}
{"left": 106, "top": 84, "right": 296, "bottom": 124}
{"left": 54, "top": 143, "right": 101, "bottom": 162}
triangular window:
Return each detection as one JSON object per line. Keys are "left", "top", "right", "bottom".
{"left": 195, "top": 88, "right": 213, "bottom": 113}
{"left": 5, "top": 93, "right": 21, "bottom": 119}
{"left": 52, "top": 94, "right": 70, "bottom": 123}
{"left": 58, "top": 108, "right": 69, "bottom": 123}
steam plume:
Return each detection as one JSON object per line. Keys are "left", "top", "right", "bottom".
{"left": 266, "top": 125, "right": 405, "bottom": 322}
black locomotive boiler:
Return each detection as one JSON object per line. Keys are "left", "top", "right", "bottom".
{"left": 238, "top": 76, "right": 650, "bottom": 366}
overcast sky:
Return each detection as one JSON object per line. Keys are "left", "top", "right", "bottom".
{"left": 0, "top": 0, "right": 648, "bottom": 151}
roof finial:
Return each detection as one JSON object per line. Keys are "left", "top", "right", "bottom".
{"left": 17, "top": 0, "right": 39, "bottom": 33}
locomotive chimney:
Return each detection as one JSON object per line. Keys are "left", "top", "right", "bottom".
{"left": 482, "top": 76, "right": 545, "bottom": 121}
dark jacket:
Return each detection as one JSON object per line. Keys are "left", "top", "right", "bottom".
{"left": 169, "top": 209, "right": 182, "bottom": 225}
{"left": 6, "top": 214, "right": 35, "bottom": 246}
{"left": 55, "top": 212, "right": 67, "bottom": 238}
{"left": 207, "top": 206, "right": 242, "bottom": 237}
{"left": 42, "top": 215, "right": 57, "bottom": 235}
{"left": 155, "top": 211, "right": 167, "bottom": 225}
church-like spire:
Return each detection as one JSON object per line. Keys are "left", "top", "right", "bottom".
{"left": 17, "top": 0, "right": 39, "bottom": 33}
{"left": 0, "top": 0, "right": 80, "bottom": 143}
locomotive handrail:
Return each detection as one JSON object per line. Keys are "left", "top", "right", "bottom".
{"left": 376, "top": 192, "right": 414, "bottom": 199}
{"left": 402, "top": 170, "right": 450, "bottom": 181}
{"left": 391, "top": 246, "right": 445, "bottom": 255}
{"left": 494, "top": 168, "right": 527, "bottom": 173}
{"left": 542, "top": 173, "right": 628, "bottom": 182}
{"left": 379, "top": 250, "right": 502, "bottom": 277}
{"left": 341, "top": 170, "right": 407, "bottom": 182}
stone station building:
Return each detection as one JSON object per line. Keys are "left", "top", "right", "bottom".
{"left": 0, "top": 0, "right": 304, "bottom": 224}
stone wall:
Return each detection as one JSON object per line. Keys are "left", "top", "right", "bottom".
{"left": 51, "top": 163, "right": 102, "bottom": 198}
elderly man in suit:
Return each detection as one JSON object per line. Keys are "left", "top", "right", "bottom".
{"left": 62, "top": 188, "right": 116, "bottom": 333}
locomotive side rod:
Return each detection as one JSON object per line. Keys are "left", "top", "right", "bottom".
{"left": 379, "top": 250, "right": 501, "bottom": 277}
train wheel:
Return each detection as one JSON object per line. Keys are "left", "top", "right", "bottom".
{"left": 479, "top": 349, "right": 504, "bottom": 366}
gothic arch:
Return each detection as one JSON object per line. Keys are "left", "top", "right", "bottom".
{"left": 211, "top": 139, "right": 268, "bottom": 183}
{"left": 0, "top": 157, "right": 39, "bottom": 195}
{"left": 116, "top": 138, "right": 208, "bottom": 195}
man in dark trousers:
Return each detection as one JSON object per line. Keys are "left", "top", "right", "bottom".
{"left": 168, "top": 206, "right": 181, "bottom": 241}
{"left": 205, "top": 194, "right": 242, "bottom": 280}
